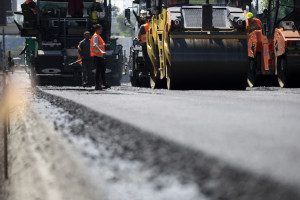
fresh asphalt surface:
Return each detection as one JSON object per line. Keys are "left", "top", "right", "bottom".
{"left": 40, "top": 84, "right": 300, "bottom": 190}
{"left": 3, "top": 69, "right": 300, "bottom": 199}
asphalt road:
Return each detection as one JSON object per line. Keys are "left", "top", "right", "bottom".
{"left": 41, "top": 84, "right": 300, "bottom": 190}
{"left": 3, "top": 70, "right": 300, "bottom": 199}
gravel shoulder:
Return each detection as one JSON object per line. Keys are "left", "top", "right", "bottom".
{"left": 1, "top": 72, "right": 103, "bottom": 200}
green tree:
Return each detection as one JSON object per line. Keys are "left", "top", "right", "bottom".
{"left": 10, "top": 46, "right": 23, "bottom": 57}
{"left": 112, "top": 5, "right": 120, "bottom": 17}
{"left": 260, "top": 0, "right": 268, "bottom": 11}
{"left": 9, "top": 46, "right": 24, "bottom": 63}
{"left": 116, "top": 14, "right": 135, "bottom": 37}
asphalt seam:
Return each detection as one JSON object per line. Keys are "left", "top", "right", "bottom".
{"left": 35, "top": 87, "right": 300, "bottom": 200}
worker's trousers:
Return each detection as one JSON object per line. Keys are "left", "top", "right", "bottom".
{"left": 94, "top": 56, "right": 106, "bottom": 86}
{"left": 82, "top": 58, "right": 92, "bottom": 85}
{"left": 142, "top": 44, "right": 151, "bottom": 72}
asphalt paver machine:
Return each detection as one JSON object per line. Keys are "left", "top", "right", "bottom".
{"left": 16, "top": 0, "right": 124, "bottom": 86}
{"left": 247, "top": 0, "right": 300, "bottom": 87}
{"left": 143, "top": 0, "right": 249, "bottom": 89}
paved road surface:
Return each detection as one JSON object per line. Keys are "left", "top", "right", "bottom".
{"left": 3, "top": 70, "right": 300, "bottom": 200}
{"left": 41, "top": 84, "right": 300, "bottom": 189}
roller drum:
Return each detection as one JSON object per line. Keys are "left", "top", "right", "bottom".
{"left": 285, "top": 56, "right": 300, "bottom": 87}
{"left": 169, "top": 36, "right": 249, "bottom": 89}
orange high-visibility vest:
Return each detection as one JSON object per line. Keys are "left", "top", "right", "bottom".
{"left": 90, "top": 33, "right": 105, "bottom": 57}
{"left": 24, "top": 0, "right": 37, "bottom": 14}
{"left": 247, "top": 18, "right": 261, "bottom": 33}
{"left": 140, "top": 22, "right": 150, "bottom": 44}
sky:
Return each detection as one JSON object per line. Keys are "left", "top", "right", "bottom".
{"left": 17, "top": 0, "right": 131, "bottom": 12}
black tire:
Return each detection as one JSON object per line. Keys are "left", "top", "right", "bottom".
{"left": 277, "top": 56, "right": 287, "bottom": 88}
{"left": 247, "top": 58, "right": 257, "bottom": 87}
{"left": 30, "top": 67, "right": 37, "bottom": 87}
{"left": 130, "top": 77, "right": 137, "bottom": 87}
{"left": 167, "top": 60, "right": 175, "bottom": 90}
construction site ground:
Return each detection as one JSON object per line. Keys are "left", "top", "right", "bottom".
{"left": 1, "top": 69, "right": 300, "bottom": 200}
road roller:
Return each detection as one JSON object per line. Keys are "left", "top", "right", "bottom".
{"left": 247, "top": 0, "right": 300, "bottom": 88}
{"left": 145, "top": 0, "right": 249, "bottom": 89}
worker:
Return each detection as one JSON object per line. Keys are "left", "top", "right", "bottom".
{"left": 22, "top": 0, "right": 38, "bottom": 14}
{"left": 7, "top": 53, "right": 15, "bottom": 73}
{"left": 78, "top": 31, "right": 92, "bottom": 87}
{"left": 90, "top": 24, "right": 109, "bottom": 90}
{"left": 68, "top": 0, "right": 84, "bottom": 18}
{"left": 247, "top": 12, "right": 261, "bottom": 33}
{"left": 138, "top": 18, "right": 151, "bottom": 72}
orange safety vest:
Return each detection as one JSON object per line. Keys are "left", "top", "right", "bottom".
{"left": 90, "top": 33, "right": 105, "bottom": 57}
{"left": 24, "top": 0, "right": 37, "bottom": 14}
{"left": 140, "top": 22, "right": 150, "bottom": 44}
{"left": 247, "top": 18, "right": 261, "bottom": 33}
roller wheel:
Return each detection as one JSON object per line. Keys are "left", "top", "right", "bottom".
{"left": 247, "top": 58, "right": 257, "bottom": 87}
{"left": 30, "top": 67, "right": 37, "bottom": 87}
{"left": 150, "top": 74, "right": 165, "bottom": 89}
{"left": 167, "top": 61, "right": 175, "bottom": 90}
{"left": 277, "top": 56, "right": 287, "bottom": 88}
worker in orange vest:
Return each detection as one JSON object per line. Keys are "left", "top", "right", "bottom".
{"left": 138, "top": 18, "right": 151, "bottom": 72}
{"left": 23, "top": 0, "right": 38, "bottom": 14}
{"left": 247, "top": 12, "right": 261, "bottom": 33}
{"left": 90, "top": 24, "right": 109, "bottom": 90}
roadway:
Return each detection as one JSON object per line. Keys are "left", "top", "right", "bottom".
{"left": 41, "top": 83, "right": 300, "bottom": 190}
{"left": 2, "top": 69, "right": 300, "bottom": 200}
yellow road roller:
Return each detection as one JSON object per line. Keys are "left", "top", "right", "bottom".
{"left": 146, "top": 0, "right": 249, "bottom": 89}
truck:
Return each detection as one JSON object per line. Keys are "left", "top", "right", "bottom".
{"left": 247, "top": 0, "right": 300, "bottom": 87}
{"left": 15, "top": 0, "right": 124, "bottom": 86}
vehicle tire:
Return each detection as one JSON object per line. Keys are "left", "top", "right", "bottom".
{"left": 247, "top": 58, "right": 257, "bottom": 87}
{"left": 30, "top": 67, "right": 37, "bottom": 87}
{"left": 131, "top": 77, "right": 137, "bottom": 87}
{"left": 277, "top": 55, "right": 287, "bottom": 88}
{"left": 167, "top": 61, "right": 175, "bottom": 90}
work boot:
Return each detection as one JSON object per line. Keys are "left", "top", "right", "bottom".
{"left": 95, "top": 85, "right": 102, "bottom": 90}
{"left": 101, "top": 82, "right": 111, "bottom": 89}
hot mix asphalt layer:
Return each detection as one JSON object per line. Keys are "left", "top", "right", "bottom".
{"left": 2, "top": 70, "right": 300, "bottom": 200}
{"left": 40, "top": 84, "right": 300, "bottom": 190}
{"left": 36, "top": 87, "right": 300, "bottom": 200}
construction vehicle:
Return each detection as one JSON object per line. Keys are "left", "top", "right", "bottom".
{"left": 247, "top": 0, "right": 300, "bottom": 87}
{"left": 125, "top": 0, "right": 150, "bottom": 87}
{"left": 15, "top": 0, "right": 124, "bottom": 86}
{"left": 128, "top": 0, "right": 249, "bottom": 90}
